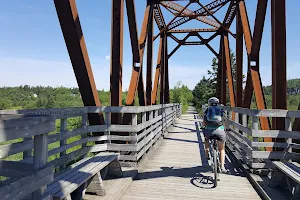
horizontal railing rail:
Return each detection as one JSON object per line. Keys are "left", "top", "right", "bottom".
{"left": 222, "top": 106, "right": 300, "bottom": 169}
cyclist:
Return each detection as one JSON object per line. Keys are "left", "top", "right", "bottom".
{"left": 202, "top": 97, "right": 227, "bottom": 174}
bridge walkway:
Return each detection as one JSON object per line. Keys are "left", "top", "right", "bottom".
{"left": 119, "top": 106, "right": 261, "bottom": 200}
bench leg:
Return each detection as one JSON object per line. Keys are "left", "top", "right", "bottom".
{"left": 85, "top": 172, "right": 106, "bottom": 196}
{"left": 107, "top": 159, "right": 123, "bottom": 178}
{"left": 269, "top": 169, "right": 286, "bottom": 188}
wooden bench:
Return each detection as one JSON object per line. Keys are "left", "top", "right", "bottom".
{"left": 43, "top": 152, "right": 123, "bottom": 200}
{"left": 270, "top": 161, "right": 300, "bottom": 199}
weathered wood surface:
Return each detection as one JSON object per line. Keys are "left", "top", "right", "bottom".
{"left": 119, "top": 106, "right": 260, "bottom": 200}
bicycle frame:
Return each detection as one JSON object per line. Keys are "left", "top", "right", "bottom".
{"left": 209, "top": 138, "right": 221, "bottom": 187}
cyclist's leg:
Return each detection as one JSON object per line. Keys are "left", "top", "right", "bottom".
{"left": 211, "top": 129, "right": 226, "bottom": 170}
{"left": 203, "top": 129, "right": 213, "bottom": 159}
{"left": 217, "top": 140, "right": 225, "bottom": 169}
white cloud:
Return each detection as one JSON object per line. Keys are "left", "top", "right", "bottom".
{"left": 105, "top": 55, "right": 110, "bottom": 60}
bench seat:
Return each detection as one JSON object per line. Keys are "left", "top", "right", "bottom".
{"left": 44, "top": 152, "right": 123, "bottom": 200}
{"left": 271, "top": 161, "right": 300, "bottom": 199}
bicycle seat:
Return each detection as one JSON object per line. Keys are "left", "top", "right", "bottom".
{"left": 209, "top": 135, "right": 220, "bottom": 141}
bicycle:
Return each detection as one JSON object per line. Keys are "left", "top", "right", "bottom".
{"left": 208, "top": 135, "right": 221, "bottom": 187}
{"left": 200, "top": 124, "right": 221, "bottom": 187}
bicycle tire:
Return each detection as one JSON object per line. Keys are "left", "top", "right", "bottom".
{"left": 213, "top": 148, "right": 218, "bottom": 187}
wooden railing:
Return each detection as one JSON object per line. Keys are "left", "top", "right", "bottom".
{"left": 223, "top": 106, "right": 300, "bottom": 169}
{"left": 0, "top": 103, "right": 181, "bottom": 168}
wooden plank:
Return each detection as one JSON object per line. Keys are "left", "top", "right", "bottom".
{"left": 252, "top": 130, "right": 300, "bottom": 139}
{"left": 48, "top": 127, "right": 89, "bottom": 144}
{"left": 0, "top": 107, "right": 87, "bottom": 119}
{"left": 89, "top": 144, "right": 108, "bottom": 153}
{"left": 0, "top": 121, "right": 55, "bottom": 143}
{"left": 48, "top": 147, "right": 90, "bottom": 168}
{"left": 0, "top": 126, "right": 88, "bottom": 159}
{"left": 0, "top": 160, "right": 35, "bottom": 177}
{"left": 137, "top": 120, "right": 160, "bottom": 141}
{"left": 137, "top": 125, "right": 162, "bottom": 160}
{"left": 107, "top": 143, "right": 137, "bottom": 152}
{"left": 48, "top": 137, "right": 89, "bottom": 157}
{"left": 252, "top": 151, "right": 300, "bottom": 161}
{"left": 226, "top": 131, "right": 252, "bottom": 155}
{"left": 252, "top": 142, "right": 300, "bottom": 150}
{"left": 0, "top": 166, "right": 53, "bottom": 200}
{"left": 227, "top": 119, "right": 252, "bottom": 135}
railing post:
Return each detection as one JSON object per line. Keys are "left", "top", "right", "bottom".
{"left": 142, "top": 112, "right": 146, "bottom": 124}
{"left": 235, "top": 112, "right": 239, "bottom": 132}
{"left": 242, "top": 114, "right": 248, "bottom": 137}
{"left": 132, "top": 113, "right": 138, "bottom": 144}
{"left": 285, "top": 117, "right": 292, "bottom": 160}
{"left": 81, "top": 113, "right": 88, "bottom": 147}
{"left": 252, "top": 116, "right": 259, "bottom": 166}
{"left": 60, "top": 118, "right": 67, "bottom": 170}
{"left": 32, "top": 129, "right": 49, "bottom": 200}
{"left": 229, "top": 110, "right": 233, "bottom": 130}
{"left": 105, "top": 112, "right": 111, "bottom": 144}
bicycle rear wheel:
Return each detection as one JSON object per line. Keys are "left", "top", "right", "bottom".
{"left": 213, "top": 148, "right": 218, "bottom": 187}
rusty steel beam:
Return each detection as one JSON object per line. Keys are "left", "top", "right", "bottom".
{"left": 223, "top": 0, "right": 237, "bottom": 28}
{"left": 271, "top": 0, "right": 287, "bottom": 133}
{"left": 239, "top": 0, "right": 252, "bottom": 55}
{"left": 168, "top": 33, "right": 190, "bottom": 58}
{"left": 160, "top": 1, "right": 220, "bottom": 28}
{"left": 152, "top": 37, "right": 163, "bottom": 104}
{"left": 153, "top": 4, "right": 166, "bottom": 30}
{"left": 197, "top": 1, "right": 236, "bottom": 38}
{"left": 196, "top": 33, "right": 218, "bottom": 57}
{"left": 238, "top": 0, "right": 272, "bottom": 149}
{"left": 181, "top": 41, "right": 204, "bottom": 45}
{"left": 164, "top": 36, "right": 170, "bottom": 103}
{"left": 220, "top": 36, "right": 226, "bottom": 105}
{"left": 166, "top": 0, "right": 230, "bottom": 31}
{"left": 251, "top": 0, "right": 268, "bottom": 60}
{"left": 223, "top": 34, "right": 235, "bottom": 107}
{"left": 110, "top": 0, "right": 124, "bottom": 124}
{"left": 167, "top": 28, "right": 218, "bottom": 33}
{"left": 54, "top": 0, "right": 104, "bottom": 125}
{"left": 125, "top": 4, "right": 151, "bottom": 106}
{"left": 160, "top": 35, "right": 166, "bottom": 104}
{"left": 154, "top": 2, "right": 193, "bottom": 41}
{"left": 125, "top": 0, "right": 140, "bottom": 63}
{"left": 236, "top": 3, "right": 243, "bottom": 108}
{"left": 146, "top": 6, "right": 154, "bottom": 106}
{"left": 168, "top": 33, "right": 180, "bottom": 43}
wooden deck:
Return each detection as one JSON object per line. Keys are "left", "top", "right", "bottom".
{"left": 120, "top": 106, "right": 261, "bottom": 200}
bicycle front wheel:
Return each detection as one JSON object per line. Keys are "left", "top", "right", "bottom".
{"left": 213, "top": 148, "right": 218, "bottom": 187}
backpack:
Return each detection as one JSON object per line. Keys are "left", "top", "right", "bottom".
{"left": 205, "top": 105, "right": 223, "bottom": 126}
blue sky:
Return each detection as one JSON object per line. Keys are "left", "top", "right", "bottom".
{"left": 0, "top": 0, "right": 299, "bottom": 90}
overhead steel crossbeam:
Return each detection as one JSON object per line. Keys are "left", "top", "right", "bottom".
{"left": 165, "top": 0, "right": 230, "bottom": 31}
{"left": 160, "top": 1, "right": 220, "bottom": 28}
{"left": 167, "top": 28, "right": 218, "bottom": 33}
{"left": 153, "top": 4, "right": 166, "bottom": 30}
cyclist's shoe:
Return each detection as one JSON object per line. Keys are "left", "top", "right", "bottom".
{"left": 220, "top": 168, "right": 228, "bottom": 174}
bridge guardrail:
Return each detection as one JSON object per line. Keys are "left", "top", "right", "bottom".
{"left": 0, "top": 103, "right": 182, "bottom": 168}
{"left": 222, "top": 106, "right": 300, "bottom": 169}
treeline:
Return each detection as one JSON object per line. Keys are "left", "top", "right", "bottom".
{"left": 263, "top": 79, "right": 300, "bottom": 95}
{"left": 0, "top": 84, "right": 194, "bottom": 113}
{"left": 192, "top": 51, "right": 300, "bottom": 113}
